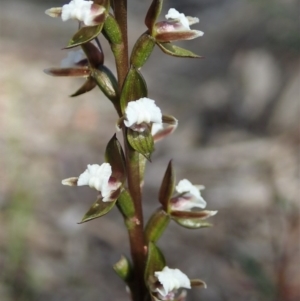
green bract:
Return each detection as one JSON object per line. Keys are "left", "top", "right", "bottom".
{"left": 158, "top": 160, "right": 175, "bottom": 212}
{"left": 120, "top": 67, "right": 148, "bottom": 113}
{"left": 144, "top": 242, "right": 166, "bottom": 284}
{"left": 130, "top": 33, "right": 156, "bottom": 68}
{"left": 103, "top": 14, "right": 123, "bottom": 45}
{"left": 127, "top": 127, "right": 154, "bottom": 161}
{"left": 113, "top": 255, "right": 133, "bottom": 282}
{"left": 105, "top": 135, "right": 126, "bottom": 184}
{"left": 92, "top": 65, "right": 119, "bottom": 105}
{"left": 145, "top": 208, "right": 170, "bottom": 243}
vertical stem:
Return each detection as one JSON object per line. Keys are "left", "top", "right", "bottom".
{"left": 125, "top": 144, "right": 147, "bottom": 301}
{"left": 113, "top": 0, "right": 129, "bottom": 89}
{"left": 113, "top": 1, "right": 147, "bottom": 300}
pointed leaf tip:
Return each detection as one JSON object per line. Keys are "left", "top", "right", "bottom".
{"left": 79, "top": 196, "right": 117, "bottom": 223}
{"left": 159, "top": 160, "right": 175, "bottom": 212}
{"left": 70, "top": 77, "right": 96, "bottom": 97}
{"left": 105, "top": 135, "right": 126, "bottom": 184}
{"left": 145, "top": 0, "right": 163, "bottom": 31}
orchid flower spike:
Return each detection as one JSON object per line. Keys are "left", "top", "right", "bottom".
{"left": 153, "top": 266, "right": 191, "bottom": 300}
{"left": 171, "top": 179, "right": 207, "bottom": 211}
{"left": 46, "top": 0, "right": 106, "bottom": 27}
{"left": 154, "top": 8, "right": 204, "bottom": 42}
{"left": 123, "top": 98, "right": 163, "bottom": 132}
{"left": 62, "top": 163, "right": 121, "bottom": 202}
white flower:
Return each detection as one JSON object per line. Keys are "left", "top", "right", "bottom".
{"left": 171, "top": 179, "right": 207, "bottom": 211}
{"left": 165, "top": 8, "right": 202, "bottom": 33}
{"left": 60, "top": 50, "right": 85, "bottom": 68}
{"left": 154, "top": 8, "right": 203, "bottom": 42}
{"left": 154, "top": 266, "right": 191, "bottom": 299}
{"left": 124, "top": 98, "right": 162, "bottom": 132}
{"left": 62, "top": 163, "right": 120, "bottom": 202}
{"left": 165, "top": 8, "right": 193, "bottom": 30}
{"left": 61, "top": 0, "right": 105, "bottom": 26}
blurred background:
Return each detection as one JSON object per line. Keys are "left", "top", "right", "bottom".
{"left": 0, "top": 0, "right": 299, "bottom": 300}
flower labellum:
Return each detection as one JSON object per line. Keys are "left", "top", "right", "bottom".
{"left": 154, "top": 8, "right": 204, "bottom": 42}
{"left": 62, "top": 163, "right": 121, "bottom": 202}
{"left": 154, "top": 266, "right": 191, "bottom": 300}
{"left": 124, "top": 98, "right": 162, "bottom": 132}
{"left": 171, "top": 179, "right": 207, "bottom": 211}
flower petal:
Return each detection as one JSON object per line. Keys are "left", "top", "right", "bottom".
{"left": 124, "top": 98, "right": 162, "bottom": 132}
{"left": 165, "top": 8, "right": 190, "bottom": 29}
{"left": 155, "top": 266, "right": 191, "bottom": 297}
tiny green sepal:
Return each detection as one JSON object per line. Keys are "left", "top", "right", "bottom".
{"left": 117, "top": 189, "right": 135, "bottom": 219}
{"left": 105, "top": 134, "right": 126, "bottom": 183}
{"left": 144, "top": 242, "right": 166, "bottom": 285}
{"left": 130, "top": 33, "right": 156, "bottom": 68}
{"left": 103, "top": 14, "right": 123, "bottom": 45}
{"left": 78, "top": 195, "right": 118, "bottom": 224}
{"left": 157, "top": 42, "right": 203, "bottom": 58}
{"left": 171, "top": 210, "right": 218, "bottom": 219}
{"left": 172, "top": 216, "right": 212, "bottom": 229}
{"left": 158, "top": 160, "right": 175, "bottom": 212}
{"left": 66, "top": 24, "right": 105, "bottom": 49}
{"left": 92, "top": 65, "right": 119, "bottom": 105}
{"left": 127, "top": 127, "right": 154, "bottom": 161}
{"left": 70, "top": 77, "right": 97, "bottom": 97}
{"left": 113, "top": 255, "right": 133, "bottom": 283}
{"left": 145, "top": 0, "right": 163, "bottom": 32}
{"left": 145, "top": 208, "right": 170, "bottom": 244}
{"left": 120, "top": 67, "right": 148, "bottom": 113}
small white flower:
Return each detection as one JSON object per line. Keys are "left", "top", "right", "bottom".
{"left": 165, "top": 8, "right": 192, "bottom": 30}
{"left": 171, "top": 179, "right": 207, "bottom": 211}
{"left": 124, "top": 98, "right": 162, "bottom": 132}
{"left": 61, "top": 0, "right": 105, "bottom": 26}
{"left": 154, "top": 266, "right": 191, "bottom": 299}
{"left": 62, "top": 163, "right": 120, "bottom": 202}
{"left": 165, "top": 8, "right": 202, "bottom": 33}
{"left": 154, "top": 8, "right": 203, "bottom": 42}
{"left": 61, "top": 0, "right": 92, "bottom": 22}
{"left": 60, "top": 50, "right": 85, "bottom": 68}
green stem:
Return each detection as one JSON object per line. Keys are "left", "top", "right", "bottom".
{"left": 113, "top": 1, "right": 147, "bottom": 300}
